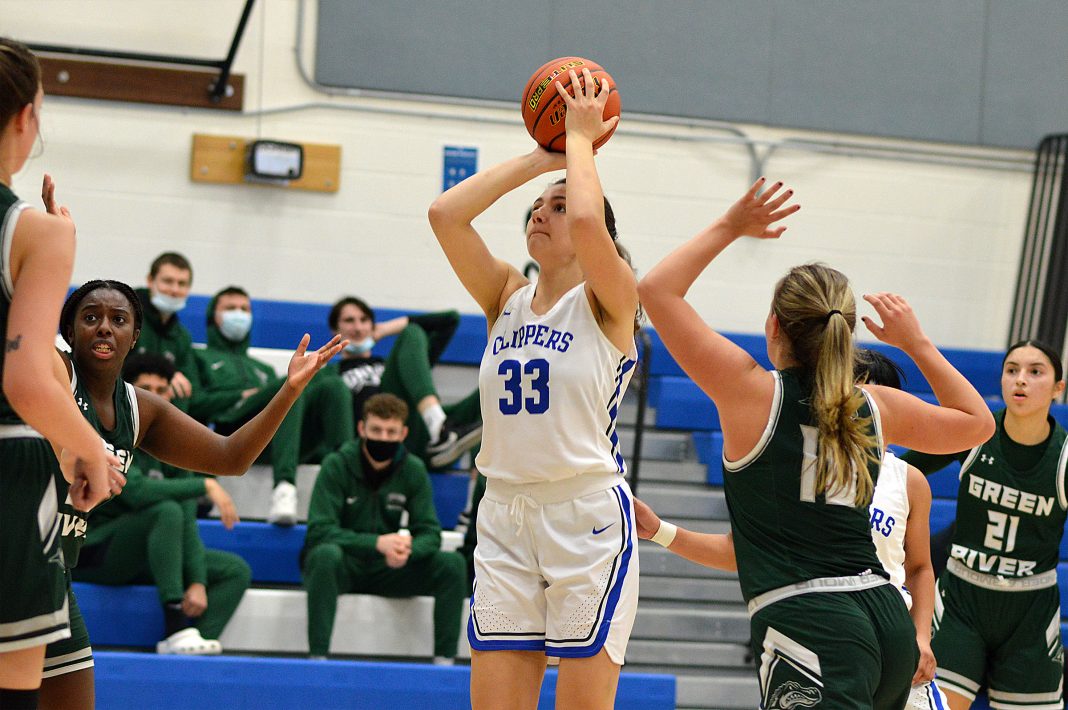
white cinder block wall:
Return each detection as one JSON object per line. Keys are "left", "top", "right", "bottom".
{"left": 5, "top": 0, "right": 1032, "bottom": 350}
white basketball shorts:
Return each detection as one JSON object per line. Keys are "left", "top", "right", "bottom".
{"left": 468, "top": 472, "right": 639, "bottom": 664}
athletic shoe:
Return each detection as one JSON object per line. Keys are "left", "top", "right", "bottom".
{"left": 268, "top": 481, "right": 298, "bottom": 526}
{"left": 426, "top": 421, "right": 483, "bottom": 469}
{"left": 432, "top": 656, "right": 455, "bottom": 666}
{"left": 157, "top": 627, "right": 222, "bottom": 655}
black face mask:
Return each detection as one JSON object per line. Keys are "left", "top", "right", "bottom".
{"left": 364, "top": 437, "right": 400, "bottom": 463}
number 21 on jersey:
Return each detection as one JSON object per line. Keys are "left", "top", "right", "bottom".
{"left": 498, "top": 358, "right": 549, "bottom": 415}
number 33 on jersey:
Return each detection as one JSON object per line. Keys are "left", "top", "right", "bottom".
{"left": 477, "top": 284, "right": 636, "bottom": 485}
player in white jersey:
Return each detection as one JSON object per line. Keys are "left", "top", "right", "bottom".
{"left": 632, "top": 349, "right": 952, "bottom": 708}
{"left": 858, "top": 349, "right": 948, "bottom": 709}
{"left": 429, "top": 68, "right": 639, "bottom": 710}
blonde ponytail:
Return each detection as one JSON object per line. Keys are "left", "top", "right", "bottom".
{"left": 773, "top": 264, "right": 879, "bottom": 506}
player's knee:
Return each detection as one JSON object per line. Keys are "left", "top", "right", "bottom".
{"left": 304, "top": 543, "right": 344, "bottom": 573}
{"left": 397, "top": 324, "right": 428, "bottom": 349}
{"left": 435, "top": 551, "right": 466, "bottom": 587}
{"left": 148, "top": 500, "right": 183, "bottom": 529}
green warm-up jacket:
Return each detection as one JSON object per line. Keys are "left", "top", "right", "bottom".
{"left": 189, "top": 294, "right": 281, "bottom": 424}
{"left": 304, "top": 440, "right": 442, "bottom": 565}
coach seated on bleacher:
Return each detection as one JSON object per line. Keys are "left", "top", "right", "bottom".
{"left": 189, "top": 286, "right": 354, "bottom": 526}
{"left": 301, "top": 393, "right": 466, "bottom": 664}
{"left": 71, "top": 353, "right": 251, "bottom": 654}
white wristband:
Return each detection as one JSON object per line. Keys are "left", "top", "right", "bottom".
{"left": 650, "top": 520, "right": 677, "bottom": 547}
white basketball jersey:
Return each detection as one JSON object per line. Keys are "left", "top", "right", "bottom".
{"left": 476, "top": 283, "right": 635, "bottom": 485}
{"left": 870, "top": 451, "right": 911, "bottom": 607}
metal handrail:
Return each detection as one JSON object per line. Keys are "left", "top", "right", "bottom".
{"left": 628, "top": 329, "right": 653, "bottom": 495}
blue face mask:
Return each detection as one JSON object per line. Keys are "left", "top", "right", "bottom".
{"left": 150, "top": 291, "right": 187, "bottom": 316}
{"left": 343, "top": 336, "right": 376, "bottom": 356}
{"left": 219, "top": 309, "right": 252, "bottom": 342}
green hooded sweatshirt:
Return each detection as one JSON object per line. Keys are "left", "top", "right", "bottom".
{"left": 303, "top": 439, "right": 441, "bottom": 566}
{"left": 189, "top": 290, "right": 282, "bottom": 424}
{"left": 133, "top": 287, "right": 200, "bottom": 391}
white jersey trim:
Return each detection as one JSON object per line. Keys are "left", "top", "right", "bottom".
{"left": 724, "top": 370, "right": 783, "bottom": 472}
{"left": 0, "top": 200, "right": 28, "bottom": 301}
{"left": 862, "top": 388, "right": 884, "bottom": 454}
{"left": 125, "top": 381, "right": 141, "bottom": 445}
{"left": 1055, "top": 436, "right": 1068, "bottom": 511}
{"left": 958, "top": 445, "right": 983, "bottom": 479}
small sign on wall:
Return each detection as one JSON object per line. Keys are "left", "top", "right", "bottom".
{"left": 442, "top": 146, "right": 478, "bottom": 192}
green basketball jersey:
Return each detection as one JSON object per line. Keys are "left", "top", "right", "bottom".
{"left": 724, "top": 368, "right": 886, "bottom": 602}
{"left": 54, "top": 362, "right": 140, "bottom": 567}
{"left": 0, "top": 183, "right": 29, "bottom": 425}
{"left": 949, "top": 410, "right": 1068, "bottom": 578}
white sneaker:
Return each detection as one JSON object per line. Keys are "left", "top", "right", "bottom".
{"left": 268, "top": 481, "right": 298, "bottom": 526}
{"left": 157, "top": 627, "right": 222, "bottom": 655}
{"left": 432, "top": 656, "right": 455, "bottom": 666}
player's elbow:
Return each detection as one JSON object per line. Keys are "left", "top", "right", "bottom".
{"left": 427, "top": 199, "right": 458, "bottom": 234}
{"left": 3, "top": 363, "right": 47, "bottom": 419}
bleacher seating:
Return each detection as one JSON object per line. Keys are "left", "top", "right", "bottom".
{"left": 89, "top": 292, "right": 1067, "bottom": 707}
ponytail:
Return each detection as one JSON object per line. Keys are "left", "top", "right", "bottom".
{"left": 773, "top": 264, "right": 879, "bottom": 506}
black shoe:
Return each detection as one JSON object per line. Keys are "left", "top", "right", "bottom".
{"left": 426, "top": 421, "right": 483, "bottom": 469}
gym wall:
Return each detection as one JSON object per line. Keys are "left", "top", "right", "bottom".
{"left": 3, "top": 0, "right": 1037, "bottom": 350}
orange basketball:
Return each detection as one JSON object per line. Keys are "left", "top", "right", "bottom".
{"left": 521, "top": 56, "right": 620, "bottom": 153}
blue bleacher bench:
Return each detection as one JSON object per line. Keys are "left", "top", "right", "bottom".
{"left": 93, "top": 651, "right": 676, "bottom": 710}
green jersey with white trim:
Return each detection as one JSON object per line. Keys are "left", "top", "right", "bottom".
{"left": 724, "top": 368, "right": 886, "bottom": 602}
{"left": 54, "top": 362, "right": 140, "bottom": 567}
{"left": 948, "top": 410, "right": 1068, "bottom": 578}
{"left": 0, "top": 183, "right": 30, "bottom": 425}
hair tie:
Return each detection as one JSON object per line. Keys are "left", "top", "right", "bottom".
{"left": 823, "top": 309, "right": 842, "bottom": 324}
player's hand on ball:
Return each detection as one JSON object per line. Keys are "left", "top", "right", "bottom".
{"left": 555, "top": 68, "right": 618, "bottom": 146}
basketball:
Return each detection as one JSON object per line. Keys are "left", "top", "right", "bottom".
{"left": 521, "top": 56, "right": 620, "bottom": 153}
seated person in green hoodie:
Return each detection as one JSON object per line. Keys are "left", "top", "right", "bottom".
{"left": 134, "top": 252, "right": 198, "bottom": 407}
{"left": 190, "top": 286, "right": 354, "bottom": 526}
{"left": 302, "top": 393, "right": 466, "bottom": 664}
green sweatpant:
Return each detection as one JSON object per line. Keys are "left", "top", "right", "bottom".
{"left": 302, "top": 543, "right": 466, "bottom": 657}
{"left": 269, "top": 369, "right": 354, "bottom": 486}
{"left": 72, "top": 501, "right": 251, "bottom": 639}
{"left": 228, "top": 369, "right": 355, "bottom": 486}
{"left": 380, "top": 324, "right": 480, "bottom": 462}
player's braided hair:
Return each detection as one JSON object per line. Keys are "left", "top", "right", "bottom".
{"left": 60, "top": 279, "right": 144, "bottom": 346}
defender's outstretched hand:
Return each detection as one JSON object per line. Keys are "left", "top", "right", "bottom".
{"left": 41, "top": 173, "right": 74, "bottom": 225}
{"left": 721, "top": 177, "right": 800, "bottom": 241}
{"left": 286, "top": 334, "right": 346, "bottom": 391}
{"left": 861, "top": 292, "right": 928, "bottom": 353}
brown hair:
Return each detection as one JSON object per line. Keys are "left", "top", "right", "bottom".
{"left": 362, "top": 393, "right": 409, "bottom": 423}
{"left": 773, "top": 263, "right": 878, "bottom": 506}
{"left": 149, "top": 252, "right": 193, "bottom": 280}
{"left": 0, "top": 38, "right": 40, "bottom": 131}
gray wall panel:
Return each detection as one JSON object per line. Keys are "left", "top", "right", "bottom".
{"left": 768, "top": 1, "right": 985, "bottom": 143}
{"left": 983, "top": 1, "right": 1068, "bottom": 147}
{"left": 314, "top": 0, "right": 1068, "bottom": 148}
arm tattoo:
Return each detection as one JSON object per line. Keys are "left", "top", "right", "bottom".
{"left": 5, "top": 335, "right": 21, "bottom": 352}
